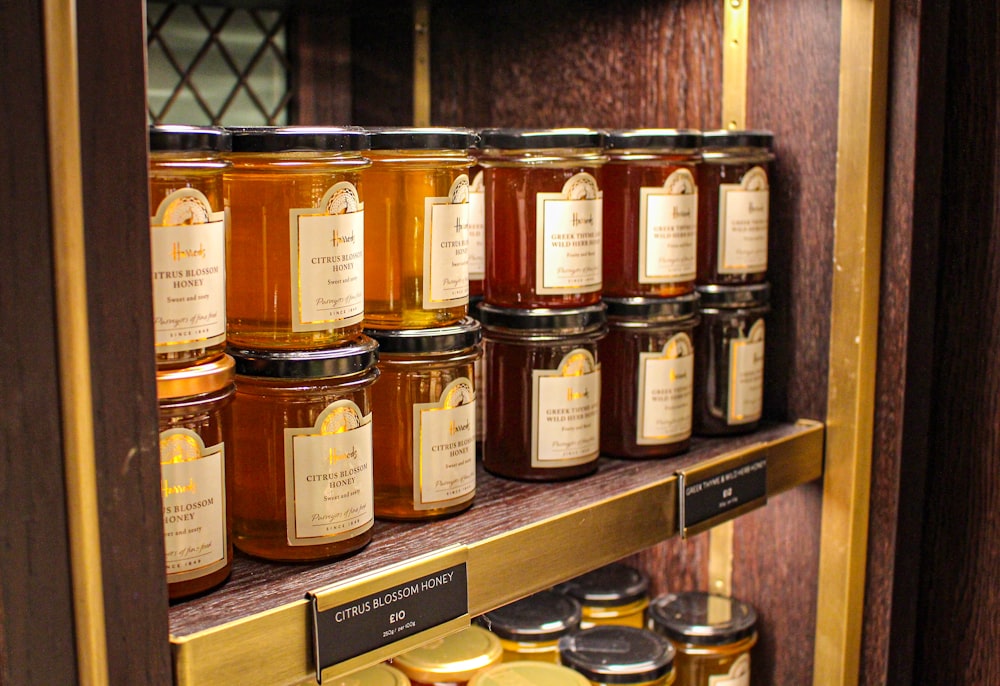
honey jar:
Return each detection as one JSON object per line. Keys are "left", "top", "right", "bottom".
{"left": 469, "top": 661, "right": 590, "bottom": 686}
{"left": 559, "top": 626, "right": 676, "bottom": 686}
{"left": 148, "top": 124, "right": 230, "bottom": 368}
{"left": 329, "top": 663, "right": 411, "bottom": 686}
{"left": 229, "top": 335, "right": 379, "bottom": 561}
{"left": 476, "top": 590, "right": 582, "bottom": 664}
{"left": 392, "top": 626, "right": 503, "bottom": 686}
{"left": 224, "top": 126, "right": 370, "bottom": 349}
{"left": 555, "top": 562, "right": 651, "bottom": 629}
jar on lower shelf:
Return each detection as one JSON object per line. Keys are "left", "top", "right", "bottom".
{"left": 367, "top": 318, "right": 481, "bottom": 520}
{"left": 555, "top": 562, "right": 651, "bottom": 629}
{"left": 328, "top": 663, "right": 411, "bottom": 686}
{"left": 599, "top": 295, "right": 698, "bottom": 458}
{"left": 476, "top": 590, "right": 582, "bottom": 664}
{"left": 646, "top": 592, "right": 757, "bottom": 686}
{"left": 692, "top": 284, "right": 769, "bottom": 436}
{"left": 392, "top": 625, "right": 503, "bottom": 686}
{"left": 156, "top": 354, "right": 235, "bottom": 600}
{"left": 228, "top": 336, "right": 379, "bottom": 562}
{"left": 469, "top": 661, "right": 591, "bottom": 686}
{"left": 477, "top": 302, "right": 606, "bottom": 481}
{"left": 559, "top": 625, "right": 676, "bottom": 686}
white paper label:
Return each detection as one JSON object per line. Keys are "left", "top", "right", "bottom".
{"left": 413, "top": 378, "right": 476, "bottom": 510}
{"left": 536, "top": 172, "right": 603, "bottom": 294}
{"left": 637, "top": 332, "right": 694, "bottom": 445}
{"left": 708, "top": 653, "right": 751, "bottom": 686}
{"left": 468, "top": 170, "right": 486, "bottom": 280}
{"left": 290, "top": 182, "right": 365, "bottom": 331}
{"left": 532, "top": 349, "right": 601, "bottom": 467}
{"left": 150, "top": 189, "right": 226, "bottom": 352}
{"left": 284, "top": 401, "right": 374, "bottom": 545}
{"left": 728, "top": 319, "right": 765, "bottom": 424}
{"left": 639, "top": 168, "right": 697, "bottom": 282}
{"left": 718, "top": 166, "right": 769, "bottom": 274}
{"left": 159, "top": 428, "right": 227, "bottom": 583}
{"left": 424, "top": 174, "right": 471, "bottom": 308}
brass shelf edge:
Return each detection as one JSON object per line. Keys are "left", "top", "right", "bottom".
{"left": 170, "top": 421, "right": 823, "bottom": 686}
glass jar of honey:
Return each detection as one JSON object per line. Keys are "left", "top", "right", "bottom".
{"left": 366, "top": 318, "right": 481, "bottom": 520}
{"left": 392, "top": 626, "right": 503, "bottom": 686}
{"left": 646, "top": 592, "right": 757, "bottom": 686}
{"left": 559, "top": 626, "right": 676, "bottom": 686}
{"left": 149, "top": 125, "right": 231, "bottom": 368}
{"left": 599, "top": 294, "right": 698, "bottom": 458}
{"left": 156, "top": 354, "right": 235, "bottom": 599}
{"left": 224, "top": 126, "right": 370, "bottom": 350}
{"left": 363, "top": 127, "right": 476, "bottom": 329}
{"left": 477, "top": 302, "right": 606, "bottom": 481}
{"left": 555, "top": 562, "right": 650, "bottom": 629}
{"left": 477, "top": 590, "right": 583, "bottom": 664}
{"left": 469, "top": 661, "right": 590, "bottom": 686}
{"left": 602, "top": 129, "right": 701, "bottom": 299}
{"left": 477, "top": 128, "right": 606, "bottom": 309}
{"left": 329, "top": 663, "right": 411, "bottom": 686}
{"left": 228, "top": 335, "right": 379, "bottom": 561}
{"left": 696, "top": 131, "right": 774, "bottom": 285}
{"left": 692, "top": 284, "right": 769, "bottom": 436}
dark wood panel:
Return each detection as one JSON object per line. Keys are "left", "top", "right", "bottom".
{"left": 350, "top": 1, "right": 414, "bottom": 126}
{"left": 0, "top": 1, "right": 78, "bottom": 682}
{"left": 290, "top": 5, "right": 353, "bottom": 125}
{"left": 76, "top": 1, "right": 173, "bottom": 682}
{"left": 861, "top": 1, "right": 948, "bottom": 684}
{"left": 431, "top": 0, "right": 722, "bottom": 129}
{"left": 915, "top": 0, "right": 1000, "bottom": 682}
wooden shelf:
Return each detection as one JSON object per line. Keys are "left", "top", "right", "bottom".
{"left": 169, "top": 419, "right": 822, "bottom": 685}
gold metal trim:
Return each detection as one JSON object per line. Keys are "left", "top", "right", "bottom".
{"left": 43, "top": 1, "right": 109, "bottom": 684}
{"left": 412, "top": 0, "right": 431, "bottom": 126}
{"left": 814, "top": 0, "right": 889, "bottom": 684}
{"left": 722, "top": 0, "right": 749, "bottom": 130}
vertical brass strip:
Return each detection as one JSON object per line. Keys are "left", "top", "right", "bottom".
{"left": 412, "top": 0, "right": 431, "bottom": 126}
{"left": 43, "top": 1, "right": 109, "bottom": 683}
{"left": 813, "top": 1, "right": 889, "bottom": 684}
{"left": 722, "top": 0, "right": 750, "bottom": 130}
{"left": 708, "top": 0, "right": 750, "bottom": 598}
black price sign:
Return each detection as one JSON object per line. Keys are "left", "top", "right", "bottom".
{"left": 309, "top": 548, "right": 469, "bottom": 682}
{"left": 678, "top": 453, "right": 767, "bottom": 537}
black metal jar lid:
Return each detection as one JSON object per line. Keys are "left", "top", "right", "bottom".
{"left": 476, "top": 302, "right": 607, "bottom": 335}
{"left": 476, "top": 590, "right": 582, "bottom": 642}
{"left": 604, "top": 293, "right": 699, "bottom": 323}
{"left": 149, "top": 124, "right": 231, "bottom": 152}
{"left": 647, "top": 591, "right": 758, "bottom": 646}
{"left": 555, "top": 563, "right": 650, "bottom": 607}
{"left": 367, "top": 127, "right": 477, "bottom": 150}
{"left": 228, "top": 334, "right": 378, "bottom": 379}
{"left": 695, "top": 283, "right": 770, "bottom": 310}
{"left": 365, "top": 317, "right": 481, "bottom": 355}
{"left": 478, "top": 128, "right": 605, "bottom": 150}
{"left": 558, "top": 626, "right": 675, "bottom": 684}
{"left": 226, "top": 126, "right": 370, "bottom": 153}
{"left": 701, "top": 129, "right": 774, "bottom": 150}
{"left": 604, "top": 129, "right": 702, "bottom": 151}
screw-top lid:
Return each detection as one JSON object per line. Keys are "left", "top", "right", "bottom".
{"left": 558, "top": 626, "right": 675, "bottom": 684}
{"left": 647, "top": 591, "right": 758, "bottom": 646}
{"left": 476, "top": 302, "right": 607, "bottom": 335}
{"left": 604, "top": 129, "right": 702, "bottom": 150}
{"left": 149, "top": 124, "right": 231, "bottom": 153}
{"left": 156, "top": 354, "right": 235, "bottom": 401}
{"left": 228, "top": 335, "right": 378, "bottom": 379}
{"left": 555, "top": 563, "right": 650, "bottom": 608}
{"left": 392, "top": 626, "right": 502, "bottom": 683}
{"left": 476, "top": 590, "right": 582, "bottom": 642}
{"left": 326, "top": 663, "right": 411, "bottom": 686}
{"left": 604, "top": 294, "right": 699, "bottom": 323}
{"left": 701, "top": 129, "right": 774, "bottom": 149}
{"left": 367, "top": 127, "right": 477, "bottom": 150}
{"left": 365, "top": 318, "right": 481, "bottom": 355}
{"left": 478, "top": 128, "right": 605, "bottom": 150}
{"left": 227, "top": 126, "right": 369, "bottom": 153}
{"left": 469, "top": 661, "right": 591, "bottom": 686}
{"left": 695, "top": 283, "right": 770, "bottom": 310}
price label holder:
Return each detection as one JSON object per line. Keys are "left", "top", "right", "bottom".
{"left": 308, "top": 546, "right": 469, "bottom": 683}
{"left": 677, "top": 448, "right": 767, "bottom": 538}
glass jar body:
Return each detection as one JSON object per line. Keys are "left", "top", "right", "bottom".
{"left": 667, "top": 635, "right": 757, "bottom": 686}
